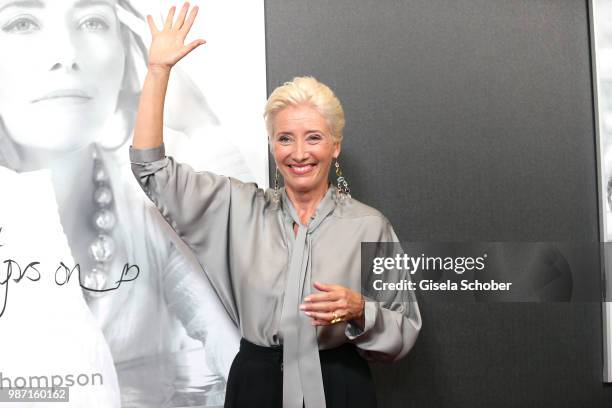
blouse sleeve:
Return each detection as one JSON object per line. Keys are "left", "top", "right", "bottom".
{"left": 129, "top": 142, "right": 260, "bottom": 324}
{"left": 345, "top": 218, "right": 422, "bottom": 363}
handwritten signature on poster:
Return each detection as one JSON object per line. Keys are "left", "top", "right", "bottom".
{"left": 0, "top": 227, "right": 140, "bottom": 319}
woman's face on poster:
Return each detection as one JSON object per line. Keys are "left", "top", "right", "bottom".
{"left": 0, "top": 0, "right": 126, "bottom": 152}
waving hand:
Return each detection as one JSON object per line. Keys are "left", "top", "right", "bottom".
{"left": 146, "top": 2, "right": 205, "bottom": 71}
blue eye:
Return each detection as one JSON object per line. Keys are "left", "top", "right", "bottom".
{"left": 79, "top": 17, "right": 109, "bottom": 32}
{"left": 3, "top": 16, "right": 40, "bottom": 34}
{"left": 307, "top": 134, "right": 323, "bottom": 143}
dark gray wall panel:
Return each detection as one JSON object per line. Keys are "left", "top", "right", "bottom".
{"left": 265, "top": 0, "right": 608, "bottom": 406}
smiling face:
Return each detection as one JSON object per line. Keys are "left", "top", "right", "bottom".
{"left": 0, "top": 0, "right": 126, "bottom": 153}
{"left": 272, "top": 104, "right": 341, "bottom": 196}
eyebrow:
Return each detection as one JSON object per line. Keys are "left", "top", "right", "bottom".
{"left": 0, "top": 0, "right": 114, "bottom": 14}
{"left": 276, "top": 130, "right": 325, "bottom": 137}
{"left": 0, "top": 0, "right": 43, "bottom": 14}
{"left": 74, "top": 0, "right": 115, "bottom": 9}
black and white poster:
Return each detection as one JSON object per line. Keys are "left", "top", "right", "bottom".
{"left": 0, "top": 0, "right": 267, "bottom": 406}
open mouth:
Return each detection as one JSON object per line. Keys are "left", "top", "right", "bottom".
{"left": 288, "top": 164, "right": 316, "bottom": 175}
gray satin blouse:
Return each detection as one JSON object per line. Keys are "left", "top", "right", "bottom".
{"left": 129, "top": 143, "right": 421, "bottom": 408}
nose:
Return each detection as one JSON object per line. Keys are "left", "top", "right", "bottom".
{"left": 291, "top": 139, "right": 308, "bottom": 162}
{"left": 51, "top": 60, "right": 79, "bottom": 72}
{"left": 47, "top": 27, "right": 80, "bottom": 73}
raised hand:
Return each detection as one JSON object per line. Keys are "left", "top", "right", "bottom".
{"left": 146, "top": 2, "right": 205, "bottom": 72}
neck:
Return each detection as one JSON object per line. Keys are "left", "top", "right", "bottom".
{"left": 285, "top": 182, "right": 330, "bottom": 225}
{"left": 16, "top": 143, "right": 93, "bottom": 171}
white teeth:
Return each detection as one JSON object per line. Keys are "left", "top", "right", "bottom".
{"left": 289, "top": 164, "right": 314, "bottom": 175}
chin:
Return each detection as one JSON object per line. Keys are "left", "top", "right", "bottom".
{"left": 284, "top": 179, "right": 327, "bottom": 194}
{"left": 6, "top": 117, "right": 100, "bottom": 152}
{"left": 11, "top": 132, "right": 96, "bottom": 153}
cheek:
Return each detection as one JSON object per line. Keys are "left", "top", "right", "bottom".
{"left": 273, "top": 145, "right": 291, "bottom": 165}
{"left": 0, "top": 36, "right": 43, "bottom": 109}
{"left": 78, "top": 33, "right": 125, "bottom": 93}
{"left": 311, "top": 145, "right": 335, "bottom": 166}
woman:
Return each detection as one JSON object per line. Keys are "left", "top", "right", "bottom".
{"left": 0, "top": 0, "right": 241, "bottom": 406}
{"left": 130, "top": 3, "right": 421, "bottom": 407}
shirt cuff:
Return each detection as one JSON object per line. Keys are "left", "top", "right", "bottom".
{"left": 345, "top": 301, "right": 377, "bottom": 340}
{"left": 129, "top": 143, "right": 165, "bottom": 163}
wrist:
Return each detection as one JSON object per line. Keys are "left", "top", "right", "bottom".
{"left": 358, "top": 295, "right": 365, "bottom": 317}
{"left": 147, "top": 64, "right": 172, "bottom": 77}
{"left": 352, "top": 296, "right": 366, "bottom": 329}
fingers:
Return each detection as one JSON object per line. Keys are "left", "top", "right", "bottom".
{"left": 178, "top": 39, "right": 206, "bottom": 59}
{"left": 311, "top": 319, "right": 332, "bottom": 326}
{"left": 300, "top": 301, "right": 336, "bottom": 312}
{"left": 302, "top": 284, "right": 365, "bottom": 327}
{"left": 306, "top": 310, "right": 348, "bottom": 325}
{"left": 313, "top": 281, "right": 336, "bottom": 292}
{"left": 305, "top": 311, "right": 334, "bottom": 322}
{"left": 163, "top": 6, "right": 176, "bottom": 30}
{"left": 174, "top": 39, "right": 205, "bottom": 63}
{"left": 303, "top": 291, "right": 337, "bottom": 303}
{"left": 180, "top": 5, "right": 200, "bottom": 36}
{"left": 174, "top": 2, "right": 191, "bottom": 31}
{"left": 146, "top": 15, "right": 159, "bottom": 35}
{"left": 304, "top": 282, "right": 339, "bottom": 302}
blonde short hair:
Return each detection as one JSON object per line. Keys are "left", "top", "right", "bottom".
{"left": 264, "top": 76, "right": 345, "bottom": 144}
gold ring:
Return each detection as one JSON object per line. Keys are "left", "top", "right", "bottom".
{"left": 330, "top": 311, "right": 343, "bottom": 324}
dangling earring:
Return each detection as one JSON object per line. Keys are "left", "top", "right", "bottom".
{"left": 272, "top": 166, "right": 281, "bottom": 203}
{"left": 335, "top": 158, "right": 351, "bottom": 198}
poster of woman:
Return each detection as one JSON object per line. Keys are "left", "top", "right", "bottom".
{"left": 0, "top": 0, "right": 267, "bottom": 406}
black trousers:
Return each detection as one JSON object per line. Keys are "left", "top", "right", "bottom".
{"left": 224, "top": 338, "right": 377, "bottom": 408}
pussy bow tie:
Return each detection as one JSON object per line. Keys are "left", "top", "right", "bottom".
{"left": 279, "top": 187, "right": 337, "bottom": 408}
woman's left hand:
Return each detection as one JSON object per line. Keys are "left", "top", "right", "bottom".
{"left": 300, "top": 282, "right": 365, "bottom": 328}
